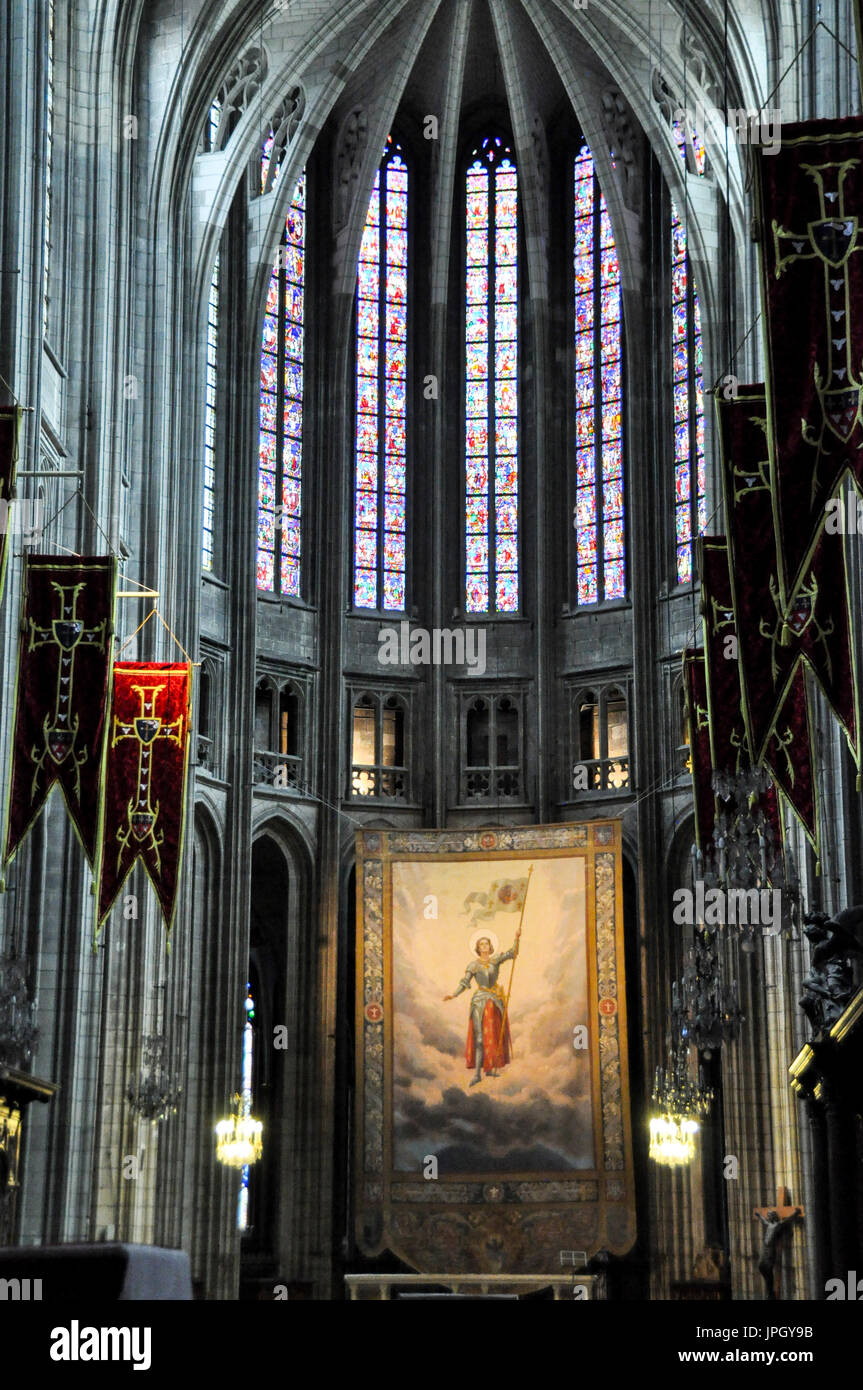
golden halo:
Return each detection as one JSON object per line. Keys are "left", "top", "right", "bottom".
{"left": 468, "top": 927, "right": 499, "bottom": 955}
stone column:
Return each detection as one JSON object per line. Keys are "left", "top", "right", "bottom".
{"left": 804, "top": 1098, "right": 829, "bottom": 1296}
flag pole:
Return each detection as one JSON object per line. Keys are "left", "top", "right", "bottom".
{"left": 499, "top": 863, "right": 532, "bottom": 1058}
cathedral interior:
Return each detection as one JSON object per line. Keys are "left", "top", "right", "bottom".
{"left": 2, "top": 0, "right": 863, "bottom": 1309}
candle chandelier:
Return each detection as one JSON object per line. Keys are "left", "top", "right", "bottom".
{"left": 648, "top": 1037, "right": 714, "bottom": 1168}
{"left": 672, "top": 928, "right": 744, "bottom": 1058}
{"left": 691, "top": 766, "right": 801, "bottom": 950}
{"left": 126, "top": 1033, "right": 183, "bottom": 1123}
{"left": 215, "top": 1092, "right": 263, "bottom": 1169}
{"left": 0, "top": 955, "right": 39, "bottom": 1070}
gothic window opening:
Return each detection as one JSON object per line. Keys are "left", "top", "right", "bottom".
{"left": 257, "top": 171, "right": 306, "bottom": 595}
{"left": 462, "top": 694, "right": 522, "bottom": 801}
{"left": 678, "top": 680, "right": 692, "bottom": 772}
{"left": 280, "top": 687, "right": 299, "bottom": 758}
{"left": 353, "top": 138, "right": 408, "bottom": 611}
{"left": 42, "top": 0, "right": 56, "bottom": 338}
{"left": 573, "top": 144, "right": 624, "bottom": 604}
{"left": 350, "top": 693, "right": 407, "bottom": 799}
{"left": 258, "top": 90, "right": 304, "bottom": 196}
{"left": 237, "top": 981, "right": 256, "bottom": 1231}
{"left": 464, "top": 136, "right": 519, "bottom": 615}
{"left": 198, "top": 662, "right": 214, "bottom": 771}
{"left": 252, "top": 678, "right": 305, "bottom": 790}
{"left": 254, "top": 680, "right": 274, "bottom": 751}
{"left": 572, "top": 684, "right": 629, "bottom": 793}
{"left": 202, "top": 253, "right": 219, "bottom": 572}
{"left": 672, "top": 124, "right": 706, "bottom": 585}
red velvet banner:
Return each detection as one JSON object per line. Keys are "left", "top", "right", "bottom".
{"left": 714, "top": 385, "right": 857, "bottom": 779}
{"left": 756, "top": 118, "right": 863, "bottom": 599}
{"left": 683, "top": 650, "right": 714, "bottom": 851}
{"left": 96, "top": 663, "right": 191, "bottom": 936}
{"left": 4, "top": 556, "right": 116, "bottom": 866}
{"left": 0, "top": 408, "right": 21, "bottom": 600}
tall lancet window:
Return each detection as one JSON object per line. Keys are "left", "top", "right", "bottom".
{"left": 201, "top": 254, "right": 219, "bottom": 572}
{"left": 237, "top": 983, "right": 255, "bottom": 1230}
{"left": 257, "top": 170, "right": 306, "bottom": 595}
{"left": 672, "top": 124, "right": 705, "bottom": 585}
{"left": 42, "top": 0, "right": 57, "bottom": 337}
{"left": 573, "top": 145, "right": 624, "bottom": 604}
{"left": 465, "top": 137, "right": 519, "bottom": 614}
{"left": 353, "top": 139, "right": 408, "bottom": 611}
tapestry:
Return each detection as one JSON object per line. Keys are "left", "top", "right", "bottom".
{"left": 355, "top": 823, "right": 635, "bottom": 1274}
{"left": 4, "top": 555, "right": 116, "bottom": 866}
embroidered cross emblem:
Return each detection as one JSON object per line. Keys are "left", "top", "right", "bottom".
{"left": 772, "top": 159, "right": 863, "bottom": 478}
{"left": 27, "top": 582, "right": 108, "bottom": 796}
{"left": 111, "top": 683, "right": 185, "bottom": 874}
{"left": 760, "top": 571, "right": 834, "bottom": 686}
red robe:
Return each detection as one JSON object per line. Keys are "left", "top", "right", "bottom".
{"left": 465, "top": 998, "right": 512, "bottom": 1071}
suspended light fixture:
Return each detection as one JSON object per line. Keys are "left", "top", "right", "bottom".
{"left": 691, "top": 766, "right": 801, "bottom": 950}
{"left": 648, "top": 1034, "right": 713, "bottom": 1168}
{"left": 215, "top": 1092, "right": 263, "bottom": 1169}
{"left": 672, "top": 928, "right": 744, "bottom": 1058}
{"left": 0, "top": 956, "right": 39, "bottom": 1070}
{"left": 126, "top": 1033, "right": 182, "bottom": 1123}
{"left": 649, "top": 1114, "right": 700, "bottom": 1167}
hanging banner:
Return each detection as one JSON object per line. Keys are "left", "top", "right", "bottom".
{"left": 4, "top": 556, "right": 116, "bottom": 866}
{"left": 762, "top": 668, "right": 818, "bottom": 852}
{"left": 714, "top": 385, "right": 858, "bottom": 777}
{"left": 0, "top": 408, "right": 21, "bottom": 600}
{"left": 683, "top": 649, "right": 714, "bottom": 851}
{"left": 96, "top": 662, "right": 191, "bottom": 938}
{"left": 755, "top": 117, "right": 863, "bottom": 599}
{"left": 699, "top": 536, "right": 747, "bottom": 777}
{"left": 698, "top": 535, "right": 788, "bottom": 856}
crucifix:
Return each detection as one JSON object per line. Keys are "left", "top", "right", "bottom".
{"left": 752, "top": 1187, "right": 804, "bottom": 1300}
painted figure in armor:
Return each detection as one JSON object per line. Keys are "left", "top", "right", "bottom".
{"left": 443, "top": 926, "right": 521, "bottom": 1085}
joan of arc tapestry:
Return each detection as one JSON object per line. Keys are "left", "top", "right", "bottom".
{"left": 355, "top": 822, "right": 635, "bottom": 1274}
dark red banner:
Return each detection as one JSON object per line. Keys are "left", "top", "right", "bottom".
{"left": 714, "top": 385, "right": 857, "bottom": 776}
{"left": 756, "top": 118, "right": 863, "bottom": 598}
{"left": 698, "top": 534, "right": 788, "bottom": 856}
{"left": 4, "top": 556, "right": 116, "bottom": 865}
{"left": 699, "top": 536, "right": 747, "bottom": 777}
{"left": 762, "top": 668, "right": 817, "bottom": 851}
{"left": 96, "top": 662, "right": 191, "bottom": 937}
{"left": 0, "top": 408, "right": 21, "bottom": 600}
{"left": 683, "top": 650, "right": 714, "bottom": 851}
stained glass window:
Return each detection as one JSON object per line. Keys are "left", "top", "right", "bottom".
{"left": 672, "top": 124, "right": 705, "bottom": 585}
{"left": 202, "top": 254, "right": 219, "bottom": 572}
{"left": 257, "top": 170, "right": 306, "bottom": 595}
{"left": 237, "top": 983, "right": 255, "bottom": 1231}
{"left": 42, "top": 0, "right": 56, "bottom": 337}
{"left": 465, "top": 137, "right": 519, "bottom": 614}
{"left": 353, "top": 140, "right": 408, "bottom": 610}
{"left": 573, "top": 145, "right": 624, "bottom": 604}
